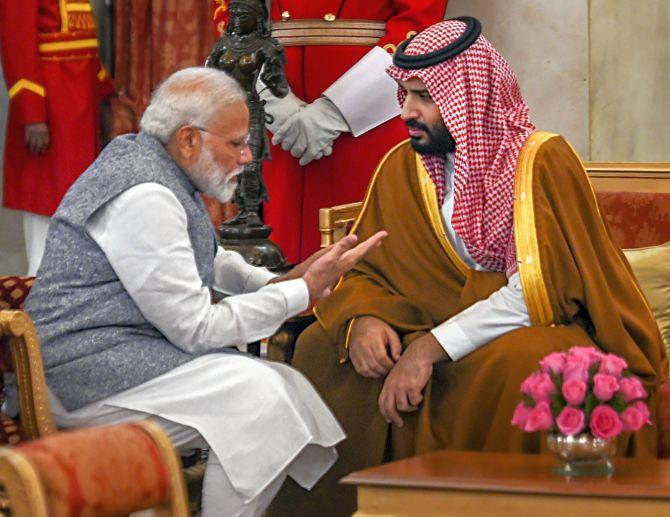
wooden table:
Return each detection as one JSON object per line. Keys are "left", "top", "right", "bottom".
{"left": 341, "top": 450, "right": 670, "bottom": 516}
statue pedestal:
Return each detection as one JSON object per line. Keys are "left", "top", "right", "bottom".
{"left": 218, "top": 223, "right": 287, "bottom": 271}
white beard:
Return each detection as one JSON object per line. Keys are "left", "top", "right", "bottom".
{"left": 188, "top": 143, "right": 243, "bottom": 203}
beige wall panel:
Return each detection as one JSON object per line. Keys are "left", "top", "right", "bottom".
{"left": 590, "top": 0, "right": 670, "bottom": 161}
{"left": 446, "top": 0, "right": 590, "bottom": 158}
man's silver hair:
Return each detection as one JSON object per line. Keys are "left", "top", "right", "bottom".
{"left": 140, "top": 67, "right": 246, "bottom": 144}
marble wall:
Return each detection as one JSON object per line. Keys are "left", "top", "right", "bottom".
{"left": 589, "top": 0, "right": 670, "bottom": 161}
{"left": 447, "top": 0, "right": 590, "bottom": 158}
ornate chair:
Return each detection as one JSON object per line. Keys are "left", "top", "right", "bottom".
{"left": 0, "top": 420, "right": 189, "bottom": 516}
{"left": 0, "top": 279, "right": 205, "bottom": 512}
{"left": 318, "top": 162, "right": 670, "bottom": 457}
{"left": 0, "top": 310, "right": 56, "bottom": 440}
{"left": 0, "top": 276, "right": 53, "bottom": 444}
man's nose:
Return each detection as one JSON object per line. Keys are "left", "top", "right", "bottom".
{"left": 239, "top": 144, "right": 253, "bottom": 165}
{"left": 400, "top": 99, "right": 418, "bottom": 121}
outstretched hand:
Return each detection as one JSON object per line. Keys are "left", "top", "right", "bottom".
{"left": 302, "top": 231, "right": 387, "bottom": 301}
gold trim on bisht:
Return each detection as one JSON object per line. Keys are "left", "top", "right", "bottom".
{"left": 313, "top": 140, "right": 409, "bottom": 324}
{"left": 415, "top": 154, "right": 470, "bottom": 278}
{"left": 513, "top": 131, "right": 556, "bottom": 326}
{"left": 271, "top": 19, "right": 385, "bottom": 47}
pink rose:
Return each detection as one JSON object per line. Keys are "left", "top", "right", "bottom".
{"left": 621, "top": 405, "right": 647, "bottom": 432}
{"left": 598, "top": 354, "right": 628, "bottom": 377}
{"left": 511, "top": 403, "right": 534, "bottom": 429}
{"left": 563, "top": 355, "right": 590, "bottom": 383}
{"left": 630, "top": 400, "right": 652, "bottom": 425}
{"left": 561, "top": 378, "right": 587, "bottom": 405}
{"left": 569, "top": 346, "right": 604, "bottom": 365}
{"left": 589, "top": 405, "right": 623, "bottom": 440}
{"left": 540, "top": 352, "right": 566, "bottom": 375}
{"left": 593, "top": 373, "right": 619, "bottom": 401}
{"left": 521, "top": 372, "right": 557, "bottom": 403}
{"left": 556, "top": 407, "right": 586, "bottom": 436}
{"left": 619, "top": 377, "right": 648, "bottom": 402}
{"left": 523, "top": 401, "right": 554, "bottom": 432}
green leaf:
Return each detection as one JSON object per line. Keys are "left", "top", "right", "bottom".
{"left": 610, "top": 393, "right": 626, "bottom": 413}
{"left": 584, "top": 393, "right": 598, "bottom": 417}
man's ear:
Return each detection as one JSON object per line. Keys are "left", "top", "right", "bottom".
{"left": 173, "top": 125, "right": 201, "bottom": 162}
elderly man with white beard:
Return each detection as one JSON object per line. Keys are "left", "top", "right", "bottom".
{"left": 14, "top": 67, "right": 386, "bottom": 517}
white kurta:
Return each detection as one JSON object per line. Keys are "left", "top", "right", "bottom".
{"left": 49, "top": 183, "right": 345, "bottom": 503}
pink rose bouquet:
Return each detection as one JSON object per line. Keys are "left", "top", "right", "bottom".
{"left": 512, "top": 347, "right": 652, "bottom": 440}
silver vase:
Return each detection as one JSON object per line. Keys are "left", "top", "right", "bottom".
{"left": 547, "top": 433, "right": 616, "bottom": 476}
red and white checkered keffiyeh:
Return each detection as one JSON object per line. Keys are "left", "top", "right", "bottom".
{"left": 387, "top": 20, "right": 535, "bottom": 275}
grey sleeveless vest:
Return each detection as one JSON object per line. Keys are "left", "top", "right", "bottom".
{"left": 15, "top": 132, "right": 217, "bottom": 412}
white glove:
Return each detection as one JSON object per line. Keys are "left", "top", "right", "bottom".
{"left": 260, "top": 88, "right": 306, "bottom": 134}
{"left": 272, "top": 97, "right": 349, "bottom": 166}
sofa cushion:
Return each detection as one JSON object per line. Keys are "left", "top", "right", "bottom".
{"left": 623, "top": 242, "right": 670, "bottom": 360}
{"left": 0, "top": 276, "right": 35, "bottom": 310}
{"left": 597, "top": 192, "right": 670, "bottom": 249}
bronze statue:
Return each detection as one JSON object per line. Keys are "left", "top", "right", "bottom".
{"left": 206, "top": 0, "right": 288, "bottom": 230}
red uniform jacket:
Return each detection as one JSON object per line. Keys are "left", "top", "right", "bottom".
{"left": 0, "top": 0, "right": 114, "bottom": 216}
{"left": 214, "top": 0, "right": 447, "bottom": 262}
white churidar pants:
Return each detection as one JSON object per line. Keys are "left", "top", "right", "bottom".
{"left": 22, "top": 212, "right": 50, "bottom": 275}
{"left": 50, "top": 353, "right": 346, "bottom": 517}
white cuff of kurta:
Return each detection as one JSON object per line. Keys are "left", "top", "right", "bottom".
{"left": 430, "top": 321, "right": 477, "bottom": 362}
{"left": 322, "top": 46, "right": 401, "bottom": 137}
{"left": 244, "top": 267, "right": 277, "bottom": 292}
{"left": 272, "top": 278, "right": 310, "bottom": 317}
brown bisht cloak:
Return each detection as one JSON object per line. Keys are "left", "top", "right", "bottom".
{"left": 269, "top": 133, "right": 666, "bottom": 516}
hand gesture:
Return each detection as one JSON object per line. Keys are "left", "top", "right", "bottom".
{"left": 349, "top": 316, "right": 401, "bottom": 378}
{"left": 302, "top": 231, "right": 387, "bottom": 300}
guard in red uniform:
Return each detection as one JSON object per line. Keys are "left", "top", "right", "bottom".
{"left": 214, "top": 0, "right": 447, "bottom": 263}
{"left": 0, "top": 0, "right": 114, "bottom": 273}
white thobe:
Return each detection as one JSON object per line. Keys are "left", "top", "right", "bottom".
{"left": 430, "top": 153, "right": 532, "bottom": 360}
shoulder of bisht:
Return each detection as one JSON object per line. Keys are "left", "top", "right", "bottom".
{"left": 513, "top": 131, "right": 562, "bottom": 326}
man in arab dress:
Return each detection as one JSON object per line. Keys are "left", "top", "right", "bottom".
{"left": 268, "top": 17, "right": 667, "bottom": 516}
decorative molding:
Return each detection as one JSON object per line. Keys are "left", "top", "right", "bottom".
{"left": 584, "top": 162, "right": 670, "bottom": 192}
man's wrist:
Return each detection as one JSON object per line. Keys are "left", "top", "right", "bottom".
{"left": 408, "top": 333, "right": 450, "bottom": 365}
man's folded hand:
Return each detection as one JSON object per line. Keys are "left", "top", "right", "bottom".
{"left": 349, "top": 316, "right": 401, "bottom": 378}
{"left": 378, "top": 333, "right": 448, "bottom": 427}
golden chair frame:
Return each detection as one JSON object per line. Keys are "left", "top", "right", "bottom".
{"left": 0, "top": 420, "right": 189, "bottom": 517}
{"left": 319, "top": 162, "right": 670, "bottom": 247}
{"left": 0, "top": 310, "right": 56, "bottom": 439}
